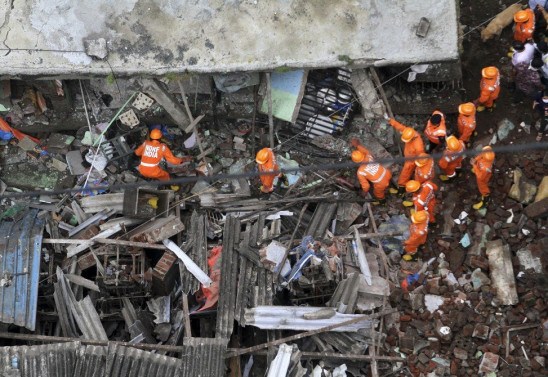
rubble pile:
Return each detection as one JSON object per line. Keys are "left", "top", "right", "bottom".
{"left": 0, "top": 68, "right": 544, "bottom": 377}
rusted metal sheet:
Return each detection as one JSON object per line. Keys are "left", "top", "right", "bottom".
{"left": 0, "top": 209, "right": 45, "bottom": 331}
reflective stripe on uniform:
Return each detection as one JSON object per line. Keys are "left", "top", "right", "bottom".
{"left": 140, "top": 162, "right": 159, "bottom": 167}
{"left": 370, "top": 168, "right": 387, "bottom": 183}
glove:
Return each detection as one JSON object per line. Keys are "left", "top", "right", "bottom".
{"left": 350, "top": 138, "right": 361, "bottom": 148}
{"left": 383, "top": 113, "right": 390, "bottom": 121}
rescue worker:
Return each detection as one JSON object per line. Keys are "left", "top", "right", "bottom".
{"left": 513, "top": 9, "right": 535, "bottom": 43}
{"left": 424, "top": 110, "right": 446, "bottom": 151}
{"left": 404, "top": 179, "right": 439, "bottom": 223}
{"left": 351, "top": 148, "right": 392, "bottom": 204}
{"left": 134, "top": 129, "right": 188, "bottom": 189}
{"left": 457, "top": 102, "right": 477, "bottom": 145}
{"left": 471, "top": 146, "right": 495, "bottom": 210}
{"left": 385, "top": 114, "right": 425, "bottom": 194}
{"left": 256, "top": 147, "right": 280, "bottom": 193}
{"left": 438, "top": 135, "right": 466, "bottom": 182}
{"left": 414, "top": 153, "right": 435, "bottom": 184}
{"left": 475, "top": 66, "right": 500, "bottom": 112}
{"left": 403, "top": 210, "right": 429, "bottom": 261}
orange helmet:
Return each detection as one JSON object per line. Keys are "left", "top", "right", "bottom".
{"left": 401, "top": 127, "right": 416, "bottom": 143}
{"left": 415, "top": 153, "right": 430, "bottom": 167}
{"left": 446, "top": 136, "right": 461, "bottom": 151}
{"left": 150, "top": 129, "right": 163, "bottom": 140}
{"left": 411, "top": 210, "right": 428, "bottom": 224}
{"left": 351, "top": 150, "right": 366, "bottom": 163}
{"left": 405, "top": 180, "right": 421, "bottom": 193}
{"left": 458, "top": 103, "right": 476, "bottom": 116}
{"left": 256, "top": 148, "right": 271, "bottom": 165}
{"left": 482, "top": 66, "right": 498, "bottom": 79}
{"left": 514, "top": 10, "right": 530, "bottom": 23}
{"left": 482, "top": 146, "right": 495, "bottom": 162}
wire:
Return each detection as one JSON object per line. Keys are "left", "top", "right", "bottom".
{"left": 1, "top": 141, "right": 546, "bottom": 199}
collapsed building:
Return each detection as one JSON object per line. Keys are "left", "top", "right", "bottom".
{"left": 0, "top": 1, "right": 545, "bottom": 377}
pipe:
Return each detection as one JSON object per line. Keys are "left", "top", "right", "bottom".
{"left": 163, "top": 239, "right": 212, "bottom": 287}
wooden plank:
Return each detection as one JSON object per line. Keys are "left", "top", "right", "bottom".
{"left": 183, "top": 114, "right": 205, "bottom": 134}
{"left": 66, "top": 224, "right": 122, "bottom": 257}
{"left": 43, "top": 238, "right": 168, "bottom": 250}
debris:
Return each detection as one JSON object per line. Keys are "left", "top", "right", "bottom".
{"left": 534, "top": 176, "right": 548, "bottom": 202}
{"left": 424, "top": 294, "right": 444, "bottom": 313}
{"left": 84, "top": 38, "right": 108, "bottom": 60}
{"left": 479, "top": 352, "right": 500, "bottom": 374}
{"left": 162, "top": 239, "right": 212, "bottom": 287}
{"left": 486, "top": 240, "right": 518, "bottom": 305}
{"left": 496, "top": 118, "right": 515, "bottom": 141}
{"left": 508, "top": 168, "right": 537, "bottom": 204}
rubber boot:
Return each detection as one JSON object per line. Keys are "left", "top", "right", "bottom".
{"left": 473, "top": 196, "right": 485, "bottom": 210}
{"left": 476, "top": 105, "right": 486, "bottom": 112}
{"left": 372, "top": 198, "right": 386, "bottom": 206}
{"left": 402, "top": 254, "right": 416, "bottom": 261}
{"left": 439, "top": 175, "right": 450, "bottom": 182}
{"left": 402, "top": 200, "right": 414, "bottom": 207}
{"left": 170, "top": 185, "right": 180, "bottom": 192}
{"left": 389, "top": 187, "right": 399, "bottom": 195}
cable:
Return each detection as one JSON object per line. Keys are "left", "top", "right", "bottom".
{"left": 1, "top": 141, "right": 546, "bottom": 199}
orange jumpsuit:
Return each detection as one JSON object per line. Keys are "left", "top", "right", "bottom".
{"left": 412, "top": 181, "right": 438, "bottom": 223}
{"left": 438, "top": 140, "right": 466, "bottom": 178}
{"left": 457, "top": 113, "right": 476, "bottom": 143}
{"left": 357, "top": 154, "right": 392, "bottom": 200}
{"left": 257, "top": 148, "right": 280, "bottom": 193}
{"left": 389, "top": 119, "right": 425, "bottom": 187}
{"left": 513, "top": 9, "right": 535, "bottom": 43}
{"left": 472, "top": 155, "right": 494, "bottom": 197}
{"left": 414, "top": 158, "right": 435, "bottom": 184}
{"left": 424, "top": 110, "right": 447, "bottom": 145}
{"left": 404, "top": 220, "right": 429, "bottom": 255}
{"left": 477, "top": 74, "right": 500, "bottom": 108}
{"left": 135, "top": 140, "right": 183, "bottom": 181}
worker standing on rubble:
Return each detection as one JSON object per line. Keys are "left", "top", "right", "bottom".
{"left": 513, "top": 9, "right": 535, "bottom": 43}
{"left": 134, "top": 129, "right": 189, "bottom": 189}
{"left": 414, "top": 153, "right": 435, "bottom": 184}
{"left": 404, "top": 180, "right": 438, "bottom": 223}
{"left": 457, "top": 102, "right": 477, "bottom": 146}
{"left": 423, "top": 110, "right": 446, "bottom": 151}
{"left": 438, "top": 135, "right": 466, "bottom": 182}
{"left": 471, "top": 146, "right": 496, "bottom": 210}
{"left": 350, "top": 139, "right": 392, "bottom": 204}
{"left": 256, "top": 147, "right": 281, "bottom": 193}
{"left": 384, "top": 115, "right": 425, "bottom": 195}
{"left": 403, "top": 210, "right": 429, "bottom": 261}
{"left": 475, "top": 66, "right": 500, "bottom": 112}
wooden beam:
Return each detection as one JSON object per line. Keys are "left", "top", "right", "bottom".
{"left": 266, "top": 72, "right": 274, "bottom": 149}
{"left": 43, "top": 238, "right": 168, "bottom": 250}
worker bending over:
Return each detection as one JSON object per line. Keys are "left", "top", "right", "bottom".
{"left": 135, "top": 129, "right": 189, "bottom": 189}
{"left": 457, "top": 102, "right": 477, "bottom": 145}
{"left": 403, "top": 210, "right": 429, "bottom": 261}
{"left": 424, "top": 110, "right": 446, "bottom": 151}
{"left": 439, "top": 136, "right": 465, "bottom": 182}
{"left": 414, "top": 153, "right": 435, "bottom": 184}
{"left": 475, "top": 66, "right": 500, "bottom": 112}
{"left": 471, "top": 146, "right": 495, "bottom": 210}
{"left": 256, "top": 148, "right": 280, "bottom": 193}
{"left": 405, "top": 180, "right": 438, "bottom": 223}
{"left": 350, "top": 140, "right": 392, "bottom": 204}
{"left": 385, "top": 115, "right": 425, "bottom": 194}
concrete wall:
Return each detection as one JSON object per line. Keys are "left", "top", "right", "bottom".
{"left": 0, "top": 0, "right": 459, "bottom": 77}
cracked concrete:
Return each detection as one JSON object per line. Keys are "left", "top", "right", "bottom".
{"left": 0, "top": 0, "right": 458, "bottom": 77}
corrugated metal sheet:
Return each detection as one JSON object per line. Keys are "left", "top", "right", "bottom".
{"left": 104, "top": 343, "right": 182, "bottom": 377}
{"left": 0, "top": 341, "right": 191, "bottom": 377}
{"left": 0, "top": 209, "right": 45, "bottom": 330}
{"left": 0, "top": 341, "right": 80, "bottom": 377}
{"left": 180, "top": 211, "right": 208, "bottom": 294}
{"left": 180, "top": 337, "right": 228, "bottom": 377}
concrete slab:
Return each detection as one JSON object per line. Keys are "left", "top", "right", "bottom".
{"left": 0, "top": 0, "right": 459, "bottom": 77}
